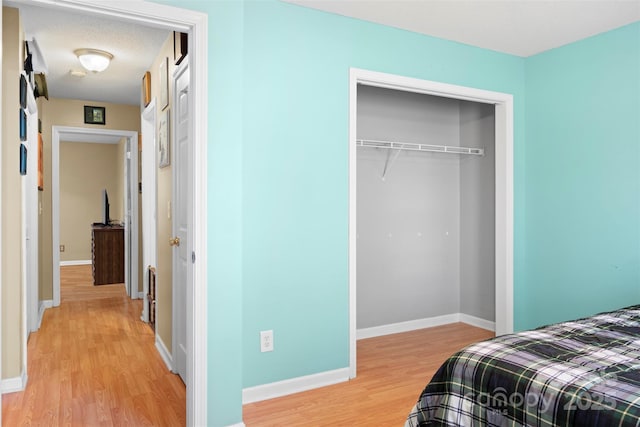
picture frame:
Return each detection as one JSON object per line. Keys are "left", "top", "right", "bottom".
{"left": 20, "top": 108, "right": 27, "bottom": 141}
{"left": 160, "top": 56, "right": 169, "bottom": 111}
{"left": 173, "top": 31, "right": 187, "bottom": 65}
{"left": 20, "top": 74, "right": 27, "bottom": 109}
{"left": 158, "top": 109, "right": 170, "bottom": 168}
{"left": 20, "top": 143, "right": 27, "bottom": 176}
{"left": 38, "top": 133, "right": 43, "bottom": 190}
{"left": 142, "top": 71, "right": 151, "bottom": 107}
{"left": 84, "top": 105, "right": 105, "bottom": 125}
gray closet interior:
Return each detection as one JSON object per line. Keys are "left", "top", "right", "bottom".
{"left": 356, "top": 85, "right": 496, "bottom": 331}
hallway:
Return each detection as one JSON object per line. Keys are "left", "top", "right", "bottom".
{"left": 2, "top": 265, "right": 186, "bottom": 426}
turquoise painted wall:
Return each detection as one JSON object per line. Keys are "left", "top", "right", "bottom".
{"left": 242, "top": 0, "right": 525, "bottom": 388}
{"left": 151, "top": 2, "right": 639, "bottom": 425}
{"left": 522, "top": 22, "right": 640, "bottom": 329}
{"left": 153, "top": 1, "right": 245, "bottom": 426}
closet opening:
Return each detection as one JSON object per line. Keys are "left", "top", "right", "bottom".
{"left": 348, "top": 68, "right": 514, "bottom": 378}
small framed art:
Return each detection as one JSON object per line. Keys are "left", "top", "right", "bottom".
{"left": 160, "top": 57, "right": 169, "bottom": 110}
{"left": 158, "top": 109, "right": 170, "bottom": 168}
{"left": 142, "top": 71, "right": 151, "bottom": 107}
{"left": 20, "top": 108, "right": 27, "bottom": 141}
{"left": 84, "top": 105, "right": 105, "bottom": 125}
{"left": 173, "top": 31, "right": 187, "bottom": 65}
{"left": 20, "top": 143, "right": 27, "bottom": 176}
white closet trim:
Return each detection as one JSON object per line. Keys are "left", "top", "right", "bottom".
{"left": 357, "top": 139, "right": 484, "bottom": 156}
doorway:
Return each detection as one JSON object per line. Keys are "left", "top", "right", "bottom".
{"left": 51, "top": 126, "right": 139, "bottom": 305}
{"left": 348, "top": 68, "right": 514, "bottom": 377}
{"left": 3, "top": 1, "right": 209, "bottom": 425}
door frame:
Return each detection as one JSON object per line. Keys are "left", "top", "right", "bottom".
{"left": 141, "top": 98, "right": 157, "bottom": 323}
{"left": 348, "top": 67, "right": 514, "bottom": 378}
{"left": 35, "top": 1, "right": 208, "bottom": 424}
{"left": 52, "top": 126, "right": 138, "bottom": 304}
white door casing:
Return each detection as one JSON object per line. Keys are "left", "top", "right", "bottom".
{"left": 23, "top": 73, "right": 39, "bottom": 335}
{"left": 141, "top": 99, "right": 158, "bottom": 323}
{"left": 172, "top": 59, "right": 191, "bottom": 382}
{"left": 51, "top": 127, "right": 138, "bottom": 307}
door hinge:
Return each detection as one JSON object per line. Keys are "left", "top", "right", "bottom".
{"left": 192, "top": 251, "right": 196, "bottom": 263}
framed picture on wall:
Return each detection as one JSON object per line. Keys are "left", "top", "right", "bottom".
{"left": 173, "top": 31, "right": 187, "bottom": 65}
{"left": 142, "top": 71, "right": 151, "bottom": 107}
{"left": 20, "top": 108, "right": 27, "bottom": 141}
{"left": 20, "top": 74, "right": 27, "bottom": 109}
{"left": 38, "top": 133, "right": 43, "bottom": 190}
{"left": 158, "top": 109, "right": 170, "bottom": 168}
{"left": 160, "top": 56, "right": 169, "bottom": 111}
{"left": 20, "top": 143, "right": 27, "bottom": 176}
{"left": 84, "top": 105, "right": 105, "bottom": 125}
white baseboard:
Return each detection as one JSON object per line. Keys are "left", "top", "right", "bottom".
{"left": 357, "top": 313, "right": 494, "bottom": 340}
{"left": 226, "top": 423, "right": 246, "bottom": 427}
{"left": 38, "top": 300, "right": 54, "bottom": 329}
{"left": 242, "top": 367, "right": 349, "bottom": 404}
{"left": 155, "top": 334, "right": 173, "bottom": 372}
{"left": 459, "top": 313, "right": 495, "bottom": 331}
{"left": 2, "top": 368, "right": 27, "bottom": 394}
{"left": 60, "top": 259, "right": 92, "bottom": 266}
{"left": 138, "top": 291, "right": 145, "bottom": 299}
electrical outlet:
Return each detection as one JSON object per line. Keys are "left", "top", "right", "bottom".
{"left": 260, "top": 330, "right": 274, "bottom": 352}
{"left": 60, "top": 245, "right": 65, "bottom": 252}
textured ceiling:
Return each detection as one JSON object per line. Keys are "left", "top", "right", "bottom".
{"left": 16, "top": 4, "right": 169, "bottom": 106}
{"left": 284, "top": 0, "right": 640, "bottom": 57}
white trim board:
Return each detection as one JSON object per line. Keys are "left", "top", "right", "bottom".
{"left": 356, "top": 314, "right": 495, "bottom": 340}
{"left": 60, "top": 260, "right": 92, "bottom": 266}
{"left": 242, "top": 368, "right": 350, "bottom": 404}
{"left": 38, "top": 300, "right": 54, "bottom": 330}
{"left": 156, "top": 335, "right": 174, "bottom": 372}
{"left": 1, "top": 369, "right": 27, "bottom": 394}
{"left": 348, "top": 68, "right": 514, "bottom": 379}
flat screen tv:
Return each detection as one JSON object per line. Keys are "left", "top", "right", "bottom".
{"left": 102, "top": 188, "right": 110, "bottom": 226}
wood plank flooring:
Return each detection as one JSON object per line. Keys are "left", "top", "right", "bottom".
{"left": 3, "top": 264, "right": 493, "bottom": 426}
{"left": 243, "top": 323, "right": 494, "bottom": 426}
{"left": 2, "top": 265, "right": 186, "bottom": 426}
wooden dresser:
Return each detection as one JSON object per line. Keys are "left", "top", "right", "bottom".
{"left": 91, "top": 224, "right": 125, "bottom": 285}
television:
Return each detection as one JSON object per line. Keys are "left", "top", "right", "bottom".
{"left": 102, "top": 188, "right": 110, "bottom": 226}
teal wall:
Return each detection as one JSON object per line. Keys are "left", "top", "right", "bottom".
{"left": 242, "top": 0, "right": 525, "bottom": 388}
{"left": 521, "top": 22, "right": 640, "bottom": 329}
{"left": 155, "top": 1, "right": 245, "bottom": 426}
{"left": 152, "top": 1, "right": 639, "bottom": 426}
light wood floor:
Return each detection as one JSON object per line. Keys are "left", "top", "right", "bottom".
{"left": 3, "top": 265, "right": 493, "bottom": 426}
{"left": 243, "top": 322, "right": 494, "bottom": 426}
{"left": 2, "top": 265, "right": 186, "bottom": 426}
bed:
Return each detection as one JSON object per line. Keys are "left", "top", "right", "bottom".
{"left": 405, "top": 305, "right": 640, "bottom": 426}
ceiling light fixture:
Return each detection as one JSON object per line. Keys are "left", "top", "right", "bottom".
{"left": 74, "top": 48, "right": 113, "bottom": 73}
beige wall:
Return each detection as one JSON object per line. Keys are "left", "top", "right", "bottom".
{"left": 2, "top": 6, "right": 24, "bottom": 380}
{"left": 39, "top": 99, "right": 140, "bottom": 299}
{"left": 149, "top": 34, "right": 176, "bottom": 349}
{"left": 59, "top": 142, "right": 122, "bottom": 261}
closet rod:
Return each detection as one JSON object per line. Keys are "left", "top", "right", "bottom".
{"left": 356, "top": 139, "right": 484, "bottom": 156}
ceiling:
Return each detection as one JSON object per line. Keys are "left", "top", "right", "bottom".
{"left": 14, "top": 3, "right": 169, "bottom": 106}
{"left": 285, "top": 0, "right": 640, "bottom": 57}
{"left": 8, "top": 1, "right": 640, "bottom": 107}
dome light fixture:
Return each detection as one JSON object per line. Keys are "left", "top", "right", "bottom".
{"left": 74, "top": 48, "right": 113, "bottom": 73}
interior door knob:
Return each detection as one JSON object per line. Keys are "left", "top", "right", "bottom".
{"left": 169, "top": 237, "right": 181, "bottom": 247}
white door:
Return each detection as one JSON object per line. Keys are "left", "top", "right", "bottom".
{"left": 141, "top": 100, "right": 157, "bottom": 322}
{"left": 172, "top": 60, "right": 191, "bottom": 381}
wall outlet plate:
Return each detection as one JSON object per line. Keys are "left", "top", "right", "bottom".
{"left": 260, "top": 330, "right": 273, "bottom": 352}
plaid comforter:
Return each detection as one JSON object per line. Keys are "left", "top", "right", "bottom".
{"left": 405, "top": 305, "right": 640, "bottom": 426}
